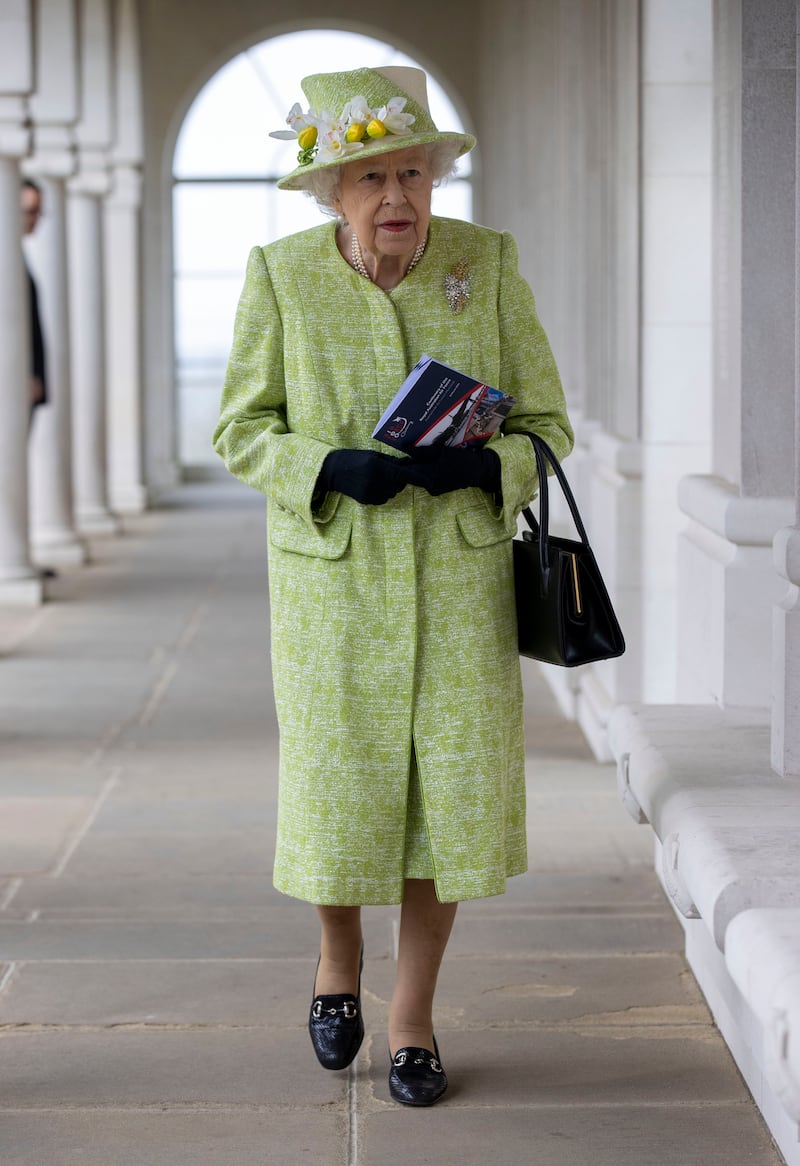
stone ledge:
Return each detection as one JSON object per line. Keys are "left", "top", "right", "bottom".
{"left": 608, "top": 702, "right": 800, "bottom": 1137}
{"left": 727, "top": 908, "right": 800, "bottom": 1124}
{"left": 678, "top": 475, "right": 794, "bottom": 545}
{"left": 608, "top": 704, "right": 800, "bottom": 940}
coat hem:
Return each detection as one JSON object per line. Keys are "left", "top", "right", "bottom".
{"left": 272, "top": 862, "right": 528, "bottom": 907}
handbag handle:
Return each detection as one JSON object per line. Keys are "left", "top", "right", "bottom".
{"left": 519, "top": 433, "right": 589, "bottom": 587}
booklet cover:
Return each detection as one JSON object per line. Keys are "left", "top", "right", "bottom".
{"left": 372, "top": 355, "right": 515, "bottom": 452}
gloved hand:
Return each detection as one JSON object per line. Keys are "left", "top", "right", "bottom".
{"left": 404, "top": 445, "right": 502, "bottom": 497}
{"left": 316, "top": 449, "right": 411, "bottom": 506}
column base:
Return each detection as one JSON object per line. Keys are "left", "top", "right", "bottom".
{"left": 109, "top": 483, "right": 148, "bottom": 515}
{"left": 0, "top": 575, "right": 45, "bottom": 606}
{"left": 76, "top": 509, "right": 120, "bottom": 537}
{"left": 31, "top": 531, "right": 88, "bottom": 567}
{"left": 677, "top": 475, "right": 794, "bottom": 706}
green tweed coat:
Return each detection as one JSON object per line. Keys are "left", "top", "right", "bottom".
{"left": 214, "top": 215, "right": 573, "bottom": 906}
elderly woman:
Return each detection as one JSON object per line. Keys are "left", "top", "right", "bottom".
{"left": 214, "top": 65, "right": 573, "bottom": 1107}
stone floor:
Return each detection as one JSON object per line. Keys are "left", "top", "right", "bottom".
{"left": 0, "top": 481, "right": 784, "bottom": 1165}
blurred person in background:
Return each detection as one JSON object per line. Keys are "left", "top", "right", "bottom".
{"left": 21, "top": 179, "right": 47, "bottom": 417}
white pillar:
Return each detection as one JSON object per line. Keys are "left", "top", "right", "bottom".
{"left": 772, "top": 526, "right": 800, "bottom": 775}
{"left": 0, "top": 1, "right": 44, "bottom": 604}
{"left": 27, "top": 176, "right": 87, "bottom": 564}
{"left": 641, "top": 0, "right": 713, "bottom": 702}
{"left": 770, "top": 0, "right": 800, "bottom": 778}
{"left": 104, "top": 166, "right": 146, "bottom": 513}
{"left": 25, "top": 0, "right": 85, "bottom": 564}
{"left": 68, "top": 0, "right": 117, "bottom": 536}
{"left": 678, "top": 0, "right": 795, "bottom": 710}
{"left": 562, "top": 1, "right": 645, "bottom": 752}
{"left": 0, "top": 155, "right": 42, "bottom": 602}
{"left": 67, "top": 175, "right": 117, "bottom": 535}
{"left": 105, "top": 0, "right": 146, "bottom": 513}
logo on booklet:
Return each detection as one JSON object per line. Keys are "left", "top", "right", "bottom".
{"left": 386, "top": 416, "right": 411, "bottom": 441}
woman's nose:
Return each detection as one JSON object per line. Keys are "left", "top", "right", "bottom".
{"left": 382, "top": 176, "right": 405, "bottom": 205}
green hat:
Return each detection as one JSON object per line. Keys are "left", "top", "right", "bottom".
{"left": 272, "top": 66, "right": 476, "bottom": 191}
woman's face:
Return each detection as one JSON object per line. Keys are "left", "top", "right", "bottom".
{"left": 332, "top": 145, "right": 434, "bottom": 266}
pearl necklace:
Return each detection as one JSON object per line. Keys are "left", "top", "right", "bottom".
{"left": 350, "top": 231, "right": 427, "bottom": 283}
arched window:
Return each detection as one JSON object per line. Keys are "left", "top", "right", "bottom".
{"left": 173, "top": 29, "right": 474, "bottom": 468}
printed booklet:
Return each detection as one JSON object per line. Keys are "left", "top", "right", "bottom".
{"left": 372, "top": 355, "right": 515, "bottom": 452}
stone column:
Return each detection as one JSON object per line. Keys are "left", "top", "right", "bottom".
{"left": 770, "top": 2, "right": 800, "bottom": 777}
{"left": 25, "top": 0, "right": 86, "bottom": 565}
{"left": 0, "top": 3, "right": 43, "bottom": 604}
{"left": 677, "top": 0, "right": 795, "bottom": 710}
{"left": 641, "top": 0, "right": 713, "bottom": 703}
{"left": 26, "top": 175, "right": 86, "bottom": 563}
{"left": 104, "top": 0, "right": 147, "bottom": 514}
{"left": 575, "top": 0, "right": 644, "bottom": 754}
{"left": 67, "top": 170, "right": 117, "bottom": 535}
{"left": 68, "top": 0, "right": 117, "bottom": 536}
{"left": 0, "top": 155, "right": 43, "bottom": 602}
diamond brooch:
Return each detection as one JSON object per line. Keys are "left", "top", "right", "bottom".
{"left": 444, "top": 258, "right": 471, "bottom": 313}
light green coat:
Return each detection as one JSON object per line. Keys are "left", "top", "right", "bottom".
{"left": 214, "top": 216, "right": 573, "bottom": 905}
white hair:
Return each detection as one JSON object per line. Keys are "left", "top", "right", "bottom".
{"left": 300, "top": 140, "right": 463, "bottom": 217}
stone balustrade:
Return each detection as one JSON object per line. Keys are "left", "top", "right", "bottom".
{"left": 609, "top": 702, "right": 800, "bottom": 1166}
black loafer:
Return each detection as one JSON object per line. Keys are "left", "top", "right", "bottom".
{"left": 388, "top": 1038, "right": 447, "bottom": 1106}
{"left": 308, "top": 953, "right": 364, "bottom": 1070}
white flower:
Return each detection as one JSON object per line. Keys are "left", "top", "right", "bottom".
{"left": 269, "top": 102, "right": 316, "bottom": 141}
{"left": 342, "top": 95, "right": 371, "bottom": 123}
{"left": 375, "top": 96, "right": 415, "bottom": 136}
{"left": 316, "top": 127, "right": 364, "bottom": 162}
{"left": 310, "top": 111, "right": 361, "bottom": 162}
{"left": 269, "top": 92, "right": 418, "bottom": 164}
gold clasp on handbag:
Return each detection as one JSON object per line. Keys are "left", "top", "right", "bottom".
{"left": 568, "top": 552, "right": 582, "bottom": 615}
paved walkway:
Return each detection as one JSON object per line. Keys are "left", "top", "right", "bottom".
{"left": 0, "top": 482, "right": 783, "bottom": 1165}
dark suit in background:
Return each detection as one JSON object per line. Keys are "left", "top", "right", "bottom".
{"left": 28, "top": 266, "right": 47, "bottom": 409}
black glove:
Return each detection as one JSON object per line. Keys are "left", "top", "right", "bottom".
{"left": 404, "top": 445, "right": 502, "bottom": 497}
{"left": 316, "top": 449, "right": 410, "bottom": 506}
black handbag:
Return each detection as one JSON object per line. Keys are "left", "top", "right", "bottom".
{"left": 513, "top": 433, "right": 625, "bottom": 666}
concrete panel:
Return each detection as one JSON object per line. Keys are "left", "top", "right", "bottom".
{"left": 643, "top": 0, "right": 713, "bottom": 83}
{"left": 0, "top": 916, "right": 318, "bottom": 960}
{"left": 740, "top": 61, "right": 796, "bottom": 497}
{"left": 48, "top": 833, "right": 275, "bottom": 878}
{"left": 366, "top": 951, "right": 706, "bottom": 1029}
{"left": 742, "top": 0, "right": 795, "bottom": 67}
{"left": 7, "top": 873, "right": 282, "bottom": 918}
{"left": 0, "top": 1112, "right": 344, "bottom": 1166}
{"left": 444, "top": 913, "right": 683, "bottom": 957}
{"left": 0, "top": 958, "right": 314, "bottom": 1026}
{"left": 0, "top": 797, "right": 93, "bottom": 875}
{"left": 644, "top": 83, "right": 712, "bottom": 176}
{"left": 360, "top": 1104, "right": 781, "bottom": 1166}
{"left": 0, "top": 1029, "right": 345, "bottom": 1107}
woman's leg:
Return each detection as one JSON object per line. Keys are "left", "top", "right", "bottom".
{"left": 388, "top": 878, "right": 458, "bottom": 1055}
{"left": 315, "top": 905, "right": 363, "bottom": 995}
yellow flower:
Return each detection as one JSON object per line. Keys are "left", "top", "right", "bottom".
{"left": 345, "top": 122, "right": 366, "bottom": 143}
{"left": 366, "top": 118, "right": 387, "bottom": 139}
{"left": 297, "top": 125, "right": 318, "bottom": 151}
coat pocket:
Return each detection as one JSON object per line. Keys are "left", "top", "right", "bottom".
{"left": 455, "top": 500, "right": 514, "bottom": 548}
{"left": 269, "top": 503, "right": 353, "bottom": 560}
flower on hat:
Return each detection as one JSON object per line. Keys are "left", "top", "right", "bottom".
{"left": 314, "top": 110, "right": 367, "bottom": 163}
{"left": 270, "top": 94, "right": 416, "bottom": 168}
{"left": 374, "top": 96, "right": 415, "bottom": 135}
{"left": 269, "top": 102, "right": 323, "bottom": 166}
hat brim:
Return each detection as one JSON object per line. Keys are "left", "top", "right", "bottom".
{"left": 276, "top": 130, "right": 476, "bottom": 191}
